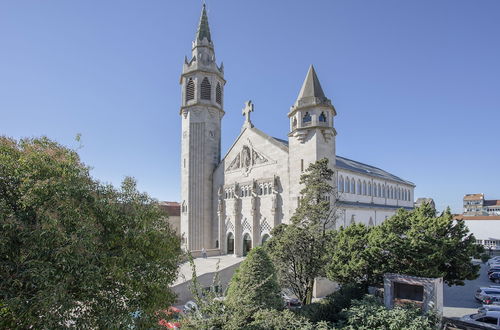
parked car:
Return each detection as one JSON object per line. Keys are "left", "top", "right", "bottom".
{"left": 281, "top": 289, "right": 303, "bottom": 310}
{"left": 488, "top": 257, "right": 500, "bottom": 266}
{"left": 475, "top": 288, "right": 500, "bottom": 304}
{"left": 491, "top": 273, "right": 500, "bottom": 284}
{"left": 461, "top": 311, "right": 500, "bottom": 329}
{"left": 183, "top": 301, "right": 198, "bottom": 314}
{"left": 479, "top": 302, "right": 500, "bottom": 314}
{"left": 489, "top": 268, "right": 500, "bottom": 276}
{"left": 158, "top": 307, "right": 182, "bottom": 329}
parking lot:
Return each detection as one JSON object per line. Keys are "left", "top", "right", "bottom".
{"left": 443, "top": 262, "right": 495, "bottom": 318}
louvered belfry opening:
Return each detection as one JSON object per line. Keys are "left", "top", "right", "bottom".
{"left": 216, "top": 82, "right": 222, "bottom": 105}
{"left": 186, "top": 78, "right": 195, "bottom": 102}
{"left": 201, "top": 77, "right": 211, "bottom": 100}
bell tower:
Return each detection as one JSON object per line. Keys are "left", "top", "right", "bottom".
{"left": 288, "top": 65, "right": 337, "bottom": 215}
{"left": 180, "top": 4, "right": 225, "bottom": 251}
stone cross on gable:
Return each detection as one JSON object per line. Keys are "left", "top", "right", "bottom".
{"left": 242, "top": 100, "right": 254, "bottom": 129}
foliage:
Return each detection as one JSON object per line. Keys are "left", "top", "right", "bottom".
{"left": 325, "top": 203, "right": 481, "bottom": 287}
{"left": 480, "top": 253, "right": 491, "bottom": 263}
{"left": 247, "top": 308, "right": 316, "bottom": 330}
{"left": 300, "top": 283, "right": 366, "bottom": 324}
{"left": 225, "top": 247, "right": 282, "bottom": 323}
{"left": 366, "top": 203, "right": 482, "bottom": 286}
{"left": 0, "top": 136, "right": 182, "bottom": 328}
{"left": 325, "top": 224, "right": 373, "bottom": 286}
{"left": 340, "top": 296, "right": 439, "bottom": 330}
{"left": 266, "top": 158, "right": 339, "bottom": 304}
{"left": 180, "top": 254, "right": 229, "bottom": 330}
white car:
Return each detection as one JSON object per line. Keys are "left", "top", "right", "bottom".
{"left": 461, "top": 311, "right": 500, "bottom": 329}
{"left": 479, "top": 302, "right": 500, "bottom": 313}
{"left": 488, "top": 257, "right": 500, "bottom": 266}
{"left": 475, "top": 287, "right": 500, "bottom": 304}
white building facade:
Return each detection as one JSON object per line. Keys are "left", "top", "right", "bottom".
{"left": 180, "top": 5, "right": 415, "bottom": 257}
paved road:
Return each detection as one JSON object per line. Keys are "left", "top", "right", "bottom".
{"left": 443, "top": 262, "right": 495, "bottom": 318}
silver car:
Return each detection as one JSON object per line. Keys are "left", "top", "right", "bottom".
{"left": 461, "top": 311, "right": 500, "bottom": 329}
{"left": 476, "top": 287, "right": 500, "bottom": 304}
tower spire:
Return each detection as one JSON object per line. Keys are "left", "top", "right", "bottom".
{"left": 296, "top": 65, "right": 326, "bottom": 101}
{"left": 196, "top": 3, "right": 212, "bottom": 43}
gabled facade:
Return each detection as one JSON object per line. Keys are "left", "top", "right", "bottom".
{"left": 179, "top": 5, "right": 415, "bottom": 256}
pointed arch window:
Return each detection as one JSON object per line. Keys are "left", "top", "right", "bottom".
{"left": 302, "top": 112, "right": 312, "bottom": 124}
{"left": 368, "top": 182, "right": 372, "bottom": 196}
{"left": 319, "top": 112, "right": 327, "bottom": 122}
{"left": 345, "top": 177, "right": 350, "bottom": 193}
{"left": 351, "top": 179, "right": 355, "bottom": 194}
{"left": 339, "top": 176, "right": 344, "bottom": 193}
{"left": 186, "top": 78, "right": 195, "bottom": 102}
{"left": 362, "top": 181, "right": 367, "bottom": 195}
{"left": 358, "top": 180, "right": 362, "bottom": 195}
{"left": 216, "top": 82, "right": 222, "bottom": 104}
{"left": 201, "top": 77, "right": 211, "bottom": 100}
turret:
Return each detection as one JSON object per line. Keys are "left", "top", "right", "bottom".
{"left": 288, "top": 66, "right": 337, "bottom": 214}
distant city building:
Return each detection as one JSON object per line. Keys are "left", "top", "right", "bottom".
{"left": 454, "top": 215, "right": 500, "bottom": 251}
{"left": 159, "top": 201, "right": 181, "bottom": 235}
{"left": 463, "top": 194, "right": 500, "bottom": 216}
{"left": 414, "top": 198, "right": 435, "bottom": 210}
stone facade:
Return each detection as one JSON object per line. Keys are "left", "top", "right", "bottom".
{"left": 179, "top": 5, "right": 416, "bottom": 256}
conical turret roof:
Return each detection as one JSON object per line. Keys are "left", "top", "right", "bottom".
{"left": 297, "top": 65, "right": 326, "bottom": 100}
{"left": 292, "top": 65, "right": 332, "bottom": 110}
{"left": 196, "top": 4, "right": 212, "bottom": 43}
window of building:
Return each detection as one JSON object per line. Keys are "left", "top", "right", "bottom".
{"left": 301, "top": 159, "right": 304, "bottom": 172}
{"left": 216, "top": 82, "right": 222, "bottom": 104}
{"left": 345, "top": 176, "right": 350, "bottom": 193}
{"left": 339, "top": 176, "right": 344, "bottom": 193}
{"left": 368, "top": 182, "right": 372, "bottom": 196}
{"left": 363, "top": 181, "right": 367, "bottom": 195}
{"left": 358, "top": 180, "right": 362, "bottom": 195}
{"left": 186, "top": 78, "right": 195, "bottom": 102}
{"left": 319, "top": 112, "right": 327, "bottom": 122}
{"left": 292, "top": 117, "right": 297, "bottom": 129}
{"left": 201, "top": 77, "right": 211, "bottom": 100}
{"left": 303, "top": 112, "right": 312, "bottom": 124}
{"left": 351, "top": 179, "right": 355, "bottom": 194}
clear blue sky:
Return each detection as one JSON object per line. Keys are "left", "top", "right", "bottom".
{"left": 1, "top": 1, "right": 499, "bottom": 213}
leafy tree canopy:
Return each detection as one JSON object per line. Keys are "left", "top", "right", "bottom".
{"left": 0, "top": 137, "right": 182, "bottom": 328}
{"left": 226, "top": 246, "right": 282, "bottom": 312}
{"left": 326, "top": 203, "right": 482, "bottom": 287}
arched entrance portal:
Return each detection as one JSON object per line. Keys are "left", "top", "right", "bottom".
{"left": 227, "top": 233, "right": 234, "bottom": 255}
{"left": 261, "top": 234, "right": 270, "bottom": 245}
{"left": 243, "top": 233, "right": 252, "bottom": 256}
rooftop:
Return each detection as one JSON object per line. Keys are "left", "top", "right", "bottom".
{"left": 454, "top": 215, "right": 500, "bottom": 221}
{"left": 464, "top": 193, "right": 484, "bottom": 201}
{"left": 271, "top": 137, "right": 414, "bottom": 186}
{"left": 159, "top": 201, "right": 181, "bottom": 217}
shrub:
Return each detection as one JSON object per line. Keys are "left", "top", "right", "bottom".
{"left": 481, "top": 253, "right": 491, "bottom": 263}
{"left": 300, "top": 283, "right": 366, "bottom": 323}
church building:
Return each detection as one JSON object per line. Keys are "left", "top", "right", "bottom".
{"left": 180, "top": 5, "right": 415, "bottom": 257}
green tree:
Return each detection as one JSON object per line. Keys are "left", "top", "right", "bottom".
{"left": 266, "top": 158, "right": 339, "bottom": 305}
{"left": 325, "top": 223, "right": 373, "bottom": 286}
{"left": 0, "top": 137, "right": 182, "bottom": 328}
{"left": 226, "top": 246, "right": 282, "bottom": 312}
{"left": 326, "top": 202, "right": 482, "bottom": 287}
